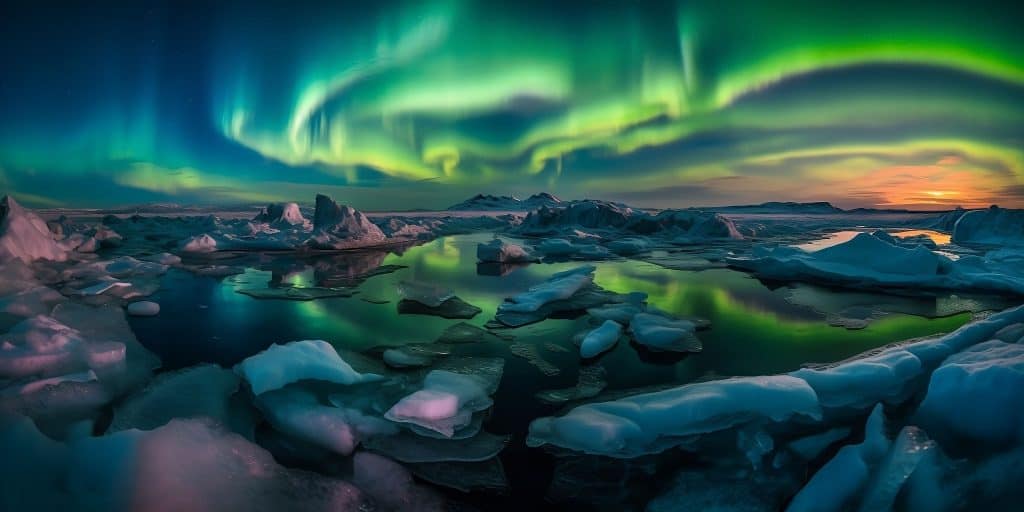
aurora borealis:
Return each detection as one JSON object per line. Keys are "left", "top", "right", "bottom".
{"left": 2, "top": 0, "right": 1023, "bottom": 210}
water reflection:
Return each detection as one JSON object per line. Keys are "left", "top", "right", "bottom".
{"left": 132, "top": 234, "right": 977, "bottom": 383}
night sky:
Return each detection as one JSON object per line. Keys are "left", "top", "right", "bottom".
{"left": 1, "top": 0, "right": 1023, "bottom": 210}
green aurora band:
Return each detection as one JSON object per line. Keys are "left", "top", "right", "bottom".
{"left": 1, "top": 0, "right": 1023, "bottom": 209}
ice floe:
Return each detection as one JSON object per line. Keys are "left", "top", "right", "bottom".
{"left": 234, "top": 340, "right": 383, "bottom": 395}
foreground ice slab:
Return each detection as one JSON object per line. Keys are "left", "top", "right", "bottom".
{"left": 580, "top": 320, "right": 623, "bottom": 358}
{"left": 527, "top": 375, "right": 821, "bottom": 457}
{"left": 0, "top": 417, "right": 374, "bottom": 512}
{"left": 109, "top": 364, "right": 240, "bottom": 432}
{"left": 234, "top": 340, "right": 383, "bottom": 395}
{"left": 530, "top": 305, "right": 1024, "bottom": 459}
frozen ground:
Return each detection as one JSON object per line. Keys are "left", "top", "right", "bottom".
{"left": 2, "top": 193, "right": 1023, "bottom": 510}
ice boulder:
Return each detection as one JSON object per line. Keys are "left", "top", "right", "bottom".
{"left": 952, "top": 206, "right": 1024, "bottom": 247}
{"left": 476, "top": 239, "right": 537, "bottom": 263}
{"left": 234, "top": 340, "right": 383, "bottom": 395}
{"left": 629, "top": 312, "right": 702, "bottom": 352}
{"left": 308, "top": 194, "right": 387, "bottom": 249}
{"left": 916, "top": 339, "right": 1024, "bottom": 448}
{"left": 0, "top": 195, "right": 67, "bottom": 263}
{"left": 580, "top": 320, "right": 622, "bottom": 358}
{"left": 527, "top": 375, "right": 821, "bottom": 457}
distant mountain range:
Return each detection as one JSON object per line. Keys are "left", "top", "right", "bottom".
{"left": 446, "top": 193, "right": 563, "bottom": 211}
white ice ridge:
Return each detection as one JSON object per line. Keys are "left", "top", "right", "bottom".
{"left": 234, "top": 340, "right": 383, "bottom": 395}
{"left": 527, "top": 375, "right": 821, "bottom": 457}
{"left": 528, "top": 304, "right": 1024, "bottom": 458}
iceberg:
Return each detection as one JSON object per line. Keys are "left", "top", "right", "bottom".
{"left": 307, "top": 194, "right": 388, "bottom": 250}
{"left": 951, "top": 206, "right": 1024, "bottom": 247}
{"left": 234, "top": 340, "right": 383, "bottom": 395}
{"left": 0, "top": 196, "right": 67, "bottom": 263}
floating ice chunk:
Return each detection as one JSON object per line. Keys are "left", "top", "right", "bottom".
{"left": 109, "top": 364, "right": 239, "bottom": 432}
{"left": 0, "top": 196, "right": 67, "bottom": 263}
{"left": 527, "top": 375, "right": 822, "bottom": 457}
{"left": 499, "top": 265, "right": 595, "bottom": 313}
{"left": 916, "top": 339, "right": 1024, "bottom": 447}
{"left": 580, "top": 320, "right": 622, "bottom": 358}
{"left": 257, "top": 387, "right": 397, "bottom": 456}
{"left": 476, "top": 239, "right": 536, "bottom": 263}
{"left": 0, "top": 315, "right": 87, "bottom": 379}
{"left": 385, "top": 370, "right": 493, "bottom": 437}
{"left": 126, "top": 301, "right": 160, "bottom": 316}
{"left": 628, "top": 312, "right": 702, "bottom": 352}
{"left": 234, "top": 340, "right": 383, "bottom": 395}
{"left": 180, "top": 233, "right": 218, "bottom": 253}
{"left": 396, "top": 281, "right": 454, "bottom": 308}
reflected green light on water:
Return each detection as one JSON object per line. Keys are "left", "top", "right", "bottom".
{"left": 139, "top": 234, "right": 974, "bottom": 383}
